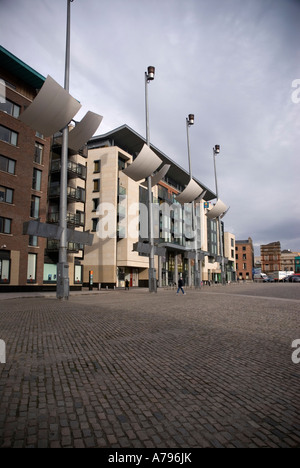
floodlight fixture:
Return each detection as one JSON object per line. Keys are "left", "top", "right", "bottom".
{"left": 146, "top": 66, "right": 155, "bottom": 81}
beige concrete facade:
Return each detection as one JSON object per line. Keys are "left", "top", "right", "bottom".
{"left": 83, "top": 146, "right": 149, "bottom": 287}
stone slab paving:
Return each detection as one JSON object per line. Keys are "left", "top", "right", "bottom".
{"left": 0, "top": 283, "right": 299, "bottom": 448}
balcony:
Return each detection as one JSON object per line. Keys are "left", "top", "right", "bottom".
{"left": 46, "top": 239, "right": 83, "bottom": 253}
{"left": 51, "top": 159, "right": 87, "bottom": 180}
{"left": 47, "top": 211, "right": 85, "bottom": 227}
{"left": 49, "top": 185, "right": 86, "bottom": 203}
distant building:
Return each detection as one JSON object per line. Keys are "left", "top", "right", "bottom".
{"left": 295, "top": 256, "right": 300, "bottom": 273}
{"left": 281, "top": 249, "right": 300, "bottom": 273}
{"left": 224, "top": 232, "right": 236, "bottom": 282}
{"left": 261, "top": 241, "right": 281, "bottom": 273}
{"left": 235, "top": 237, "right": 254, "bottom": 280}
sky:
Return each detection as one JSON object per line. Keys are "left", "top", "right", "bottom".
{"left": 1, "top": 0, "right": 300, "bottom": 255}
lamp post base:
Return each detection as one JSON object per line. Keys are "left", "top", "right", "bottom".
{"left": 56, "top": 262, "right": 69, "bottom": 300}
{"left": 148, "top": 268, "right": 157, "bottom": 293}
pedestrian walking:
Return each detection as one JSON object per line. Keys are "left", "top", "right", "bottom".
{"left": 176, "top": 277, "right": 185, "bottom": 295}
{"left": 125, "top": 279, "right": 129, "bottom": 290}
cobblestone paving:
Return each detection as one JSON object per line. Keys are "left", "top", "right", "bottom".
{"left": 0, "top": 283, "right": 299, "bottom": 448}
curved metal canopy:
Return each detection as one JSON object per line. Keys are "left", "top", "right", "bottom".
{"left": 19, "top": 75, "right": 81, "bottom": 137}
{"left": 175, "top": 178, "right": 203, "bottom": 204}
{"left": 57, "top": 111, "right": 103, "bottom": 151}
{"left": 122, "top": 143, "right": 162, "bottom": 182}
{"left": 206, "top": 199, "right": 228, "bottom": 219}
{"left": 141, "top": 164, "right": 171, "bottom": 188}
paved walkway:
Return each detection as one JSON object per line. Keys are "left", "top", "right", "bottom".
{"left": 0, "top": 283, "right": 299, "bottom": 448}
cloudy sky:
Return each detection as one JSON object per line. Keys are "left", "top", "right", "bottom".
{"left": 1, "top": 0, "right": 300, "bottom": 254}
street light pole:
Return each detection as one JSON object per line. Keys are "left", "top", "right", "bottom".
{"left": 145, "top": 66, "right": 157, "bottom": 293}
{"left": 186, "top": 115, "right": 200, "bottom": 289}
{"left": 57, "top": 0, "right": 74, "bottom": 300}
{"left": 213, "top": 144, "right": 226, "bottom": 285}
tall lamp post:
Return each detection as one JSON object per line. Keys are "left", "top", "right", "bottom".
{"left": 186, "top": 114, "right": 200, "bottom": 289}
{"left": 57, "top": 0, "right": 74, "bottom": 300}
{"left": 213, "top": 144, "right": 226, "bottom": 285}
{"left": 145, "top": 66, "right": 157, "bottom": 293}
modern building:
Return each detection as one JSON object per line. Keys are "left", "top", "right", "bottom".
{"left": 261, "top": 241, "right": 281, "bottom": 274}
{"left": 83, "top": 125, "right": 221, "bottom": 288}
{"left": 1, "top": 46, "right": 230, "bottom": 291}
{"left": 0, "top": 46, "right": 51, "bottom": 289}
{"left": 224, "top": 231, "right": 236, "bottom": 282}
{"left": 44, "top": 129, "right": 88, "bottom": 287}
{"left": 235, "top": 237, "right": 254, "bottom": 281}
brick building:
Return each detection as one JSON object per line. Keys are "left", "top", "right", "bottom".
{"left": 261, "top": 241, "right": 281, "bottom": 274}
{"left": 235, "top": 237, "right": 254, "bottom": 281}
{"left": 0, "top": 46, "right": 50, "bottom": 288}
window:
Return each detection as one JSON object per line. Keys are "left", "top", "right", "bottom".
{"left": 0, "top": 258, "right": 10, "bottom": 283}
{"left": 243, "top": 263, "right": 247, "bottom": 270}
{"left": 30, "top": 195, "right": 40, "bottom": 218}
{"left": 92, "top": 218, "right": 98, "bottom": 232}
{"left": 0, "top": 155, "right": 15, "bottom": 174}
{"left": 236, "top": 254, "right": 238, "bottom": 260}
{"left": 27, "top": 253, "right": 37, "bottom": 283}
{"left": 243, "top": 254, "right": 247, "bottom": 260}
{"left": 0, "top": 98, "right": 20, "bottom": 117}
{"left": 35, "top": 131, "right": 44, "bottom": 139}
{"left": 92, "top": 198, "right": 99, "bottom": 212}
{"left": 32, "top": 168, "right": 42, "bottom": 191}
{"left": 0, "top": 217, "right": 11, "bottom": 234}
{"left": 242, "top": 246, "right": 246, "bottom": 251}
{"left": 93, "top": 160, "right": 101, "bottom": 173}
{"left": 0, "top": 186, "right": 13, "bottom": 204}
{"left": 93, "top": 179, "right": 100, "bottom": 192}
{"left": 0, "top": 125, "right": 18, "bottom": 145}
{"left": 34, "top": 142, "right": 43, "bottom": 164}
{"left": 29, "top": 235, "right": 38, "bottom": 247}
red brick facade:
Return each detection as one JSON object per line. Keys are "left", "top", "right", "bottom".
{"left": 0, "top": 67, "right": 50, "bottom": 287}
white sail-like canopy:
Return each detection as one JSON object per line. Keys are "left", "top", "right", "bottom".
{"left": 206, "top": 198, "right": 228, "bottom": 219}
{"left": 175, "top": 179, "right": 203, "bottom": 204}
{"left": 19, "top": 75, "right": 81, "bottom": 137}
{"left": 141, "top": 164, "right": 171, "bottom": 188}
{"left": 123, "top": 144, "right": 162, "bottom": 182}
{"left": 57, "top": 111, "right": 103, "bottom": 151}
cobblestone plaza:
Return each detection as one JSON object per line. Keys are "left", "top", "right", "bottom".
{"left": 0, "top": 283, "right": 299, "bottom": 448}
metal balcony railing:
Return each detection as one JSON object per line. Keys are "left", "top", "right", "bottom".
{"left": 51, "top": 159, "right": 87, "bottom": 180}
{"left": 47, "top": 211, "right": 85, "bottom": 227}
{"left": 49, "top": 185, "right": 85, "bottom": 203}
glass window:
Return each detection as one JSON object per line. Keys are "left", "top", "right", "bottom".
{"left": 94, "top": 160, "right": 101, "bottom": 173}
{"left": 0, "top": 259, "right": 10, "bottom": 283}
{"left": 0, "top": 217, "right": 11, "bottom": 234}
{"left": 30, "top": 195, "right": 40, "bottom": 218}
{"left": 27, "top": 253, "right": 37, "bottom": 283}
{"left": 29, "top": 235, "right": 38, "bottom": 247}
{"left": 0, "top": 98, "right": 20, "bottom": 117}
{"left": 34, "top": 142, "right": 43, "bottom": 164}
{"left": 92, "top": 218, "right": 98, "bottom": 232}
{"left": 93, "top": 179, "right": 100, "bottom": 192}
{"left": 0, "top": 125, "right": 18, "bottom": 145}
{"left": 92, "top": 198, "right": 99, "bottom": 211}
{"left": 32, "top": 168, "right": 42, "bottom": 191}
{"left": 0, "top": 186, "right": 13, "bottom": 203}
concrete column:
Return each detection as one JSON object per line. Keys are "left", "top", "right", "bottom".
{"left": 174, "top": 254, "right": 178, "bottom": 285}
{"left": 158, "top": 256, "right": 162, "bottom": 288}
{"left": 188, "top": 258, "right": 192, "bottom": 287}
